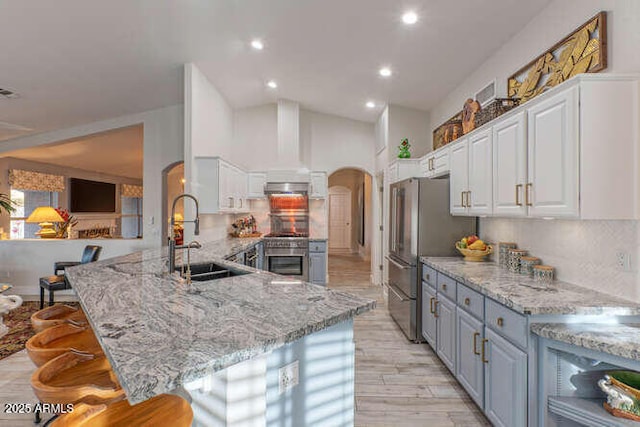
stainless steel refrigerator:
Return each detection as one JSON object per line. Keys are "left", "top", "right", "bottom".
{"left": 387, "top": 177, "right": 476, "bottom": 342}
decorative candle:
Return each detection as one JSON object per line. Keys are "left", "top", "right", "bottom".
{"left": 508, "top": 249, "right": 528, "bottom": 274}
{"left": 519, "top": 256, "right": 541, "bottom": 276}
{"left": 533, "top": 265, "right": 554, "bottom": 285}
{"left": 498, "top": 242, "right": 517, "bottom": 268}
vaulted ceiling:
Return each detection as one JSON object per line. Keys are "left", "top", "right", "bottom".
{"left": 0, "top": 0, "right": 551, "bottom": 142}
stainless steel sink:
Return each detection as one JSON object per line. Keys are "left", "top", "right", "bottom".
{"left": 175, "top": 262, "right": 250, "bottom": 282}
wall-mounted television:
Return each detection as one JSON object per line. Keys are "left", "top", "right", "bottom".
{"left": 70, "top": 178, "right": 116, "bottom": 213}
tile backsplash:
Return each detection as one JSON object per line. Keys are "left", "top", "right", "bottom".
{"left": 480, "top": 218, "right": 640, "bottom": 302}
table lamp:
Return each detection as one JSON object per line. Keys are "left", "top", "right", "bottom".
{"left": 26, "top": 206, "right": 64, "bottom": 238}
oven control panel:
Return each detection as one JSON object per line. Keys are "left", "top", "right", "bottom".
{"left": 264, "top": 238, "right": 308, "bottom": 249}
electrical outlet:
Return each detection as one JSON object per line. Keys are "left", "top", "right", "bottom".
{"left": 616, "top": 252, "right": 631, "bottom": 271}
{"left": 278, "top": 360, "right": 299, "bottom": 394}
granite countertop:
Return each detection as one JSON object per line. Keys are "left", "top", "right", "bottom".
{"left": 421, "top": 257, "right": 640, "bottom": 316}
{"left": 65, "top": 237, "right": 375, "bottom": 405}
{"left": 532, "top": 323, "right": 640, "bottom": 361}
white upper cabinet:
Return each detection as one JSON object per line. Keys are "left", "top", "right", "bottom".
{"left": 493, "top": 112, "right": 527, "bottom": 217}
{"left": 388, "top": 159, "right": 420, "bottom": 183}
{"left": 527, "top": 86, "right": 579, "bottom": 218}
{"left": 421, "top": 146, "right": 451, "bottom": 179}
{"left": 449, "top": 139, "right": 469, "bottom": 215}
{"left": 468, "top": 129, "right": 493, "bottom": 215}
{"left": 310, "top": 172, "right": 328, "bottom": 198}
{"left": 193, "top": 157, "right": 249, "bottom": 214}
{"left": 449, "top": 75, "right": 639, "bottom": 220}
{"left": 247, "top": 172, "right": 267, "bottom": 199}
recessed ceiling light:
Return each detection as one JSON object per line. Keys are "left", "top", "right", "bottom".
{"left": 402, "top": 11, "right": 418, "bottom": 25}
{"left": 366, "top": 101, "right": 376, "bottom": 109}
{"left": 251, "top": 39, "right": 264, "bottom": 50}
{"left": 266, "top": 80, "right": 278, "bottom": 89}
{"left": 379, "top": 67, "right": 392, "bottom": 77}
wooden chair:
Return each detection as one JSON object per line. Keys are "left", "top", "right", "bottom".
{"left": 50, "top": 394, "right": 193, "bottom": 427}
{"left": 31, "top": 351, "right": 124, "bottom": 406}
{"left": 31, "top": 305, "right": 87, "bottom": 333}
{"left": 26, "top": 323, "right": 103, "bottom": 367}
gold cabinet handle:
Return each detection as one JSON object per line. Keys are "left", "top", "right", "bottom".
{"left": 526, "top": 183, "right": 533, "bottom": 206}
{"left": 429, "top": 297, "right": 435, "bottom": 314}
{"left": 434, "top": 300, "right": 439, "bottom": 318}
{"left": 466, "top": 191, "right": 471, "bottom": 207}
{"left": 461, "top": 191, "right": 465, "bottom": 207}
{"left": 515, "top": 184, "right": 523, "bottom": 206}
{"left": 473, "top": 332, "right": 481, "bottom": 355}
{"left": 464, "top": 297, "right": 470, "bottom": 306}
{"left": 431, "top": 158, "right": 435, "bottom": 170}
{"left": 482, "top": 338, "right": 489, "bottom": 363}
{"left": 442, "top": 283, "right": 447, "bottom": 291}
{"left": 497, "top": 317, "right": 504, "bottom": 327}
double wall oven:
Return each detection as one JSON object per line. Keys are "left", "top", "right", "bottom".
{"left": 263, "top": 182, "right": 310, "bottom": 281}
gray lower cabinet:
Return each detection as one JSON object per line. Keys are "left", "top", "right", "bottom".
{"left": 456, "top": 308, "right": 484, "bottom": 408}
{"left": 436, "top": 294, "right": 456, "bottom": 375}
{"left": 309, "top": 241, "right": 327, "bottom": 285}
{"left": 421, "top": 282, "right": 437, "bottom": 348}
{"left": 484, "top": 327, "right": 527, "bottom": 427}
{"left": 309, "top": 253, "right": 327, "bottom": 284}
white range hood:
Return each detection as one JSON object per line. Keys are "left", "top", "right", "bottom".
{"left": 268, "top": 99, "right": 310, "bottom": 183}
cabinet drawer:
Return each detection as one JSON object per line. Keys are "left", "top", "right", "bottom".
{"left": 437, "top": 273, "right": 457, "bottom": 301}
{"left": 309, "top": 241, "right": 327, "bottom": 253}
{"left": 457, "top": 284, "right": 484, "bottom": 320}
{"left": 422, "top": 265, "right": 437, "bottom": 288}
{"left": 485, "top": 299, "right": 527, "bottom": 349}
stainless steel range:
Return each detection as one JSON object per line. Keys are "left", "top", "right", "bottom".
{"left": 263, "top": 182, "right": 310, "bottom": 281}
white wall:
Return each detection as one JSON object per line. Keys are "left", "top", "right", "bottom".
{"left": 430, "top": 1, "right": 640, "bottom": 301}
{"left": 431, "top": 0, "right": 640, "bottom": 128}
{"left": 387, "top": 104, "right": 431, "bottom": 161}
{"left": 300, "top": 109, "right": 375, "bottom": 175}
{"left": 184, "top": 63, "right": 238, "bottom": 242}
{"left": 0, "top": 104, "right": 184, "bottom": 296}
{"left": 233, "top": 104, "right": 278, "bottom": 171}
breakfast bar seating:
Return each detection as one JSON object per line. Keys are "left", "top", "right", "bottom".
{"left": 26, "top": 305, "right": 193, "bottom": 426}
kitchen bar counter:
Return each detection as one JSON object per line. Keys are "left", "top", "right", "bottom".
{"left": 65, "top": 237, "right": 375, "bottom": 405}
{"left": 532, "top": 322, "right": 640, "bottom": 361}
{"left": 420, "top": 257, "right": 640, "bottom": 316}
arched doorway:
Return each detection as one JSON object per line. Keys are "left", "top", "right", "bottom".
{"left": 162, "top": 161, "right": 184, "bottom": 244}
{"left": 327, "top": 167, "right": 373, "bottom": 288}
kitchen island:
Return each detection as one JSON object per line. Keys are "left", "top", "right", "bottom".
{"left": 64, "top": 237, "right": 375, "bottom": 426}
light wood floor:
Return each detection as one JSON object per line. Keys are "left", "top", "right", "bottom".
{"left": 0, "top": 255, "right": 490, "bottom": 427}
{"left": 327, "top": 254, "right": 490, "bottom": 427}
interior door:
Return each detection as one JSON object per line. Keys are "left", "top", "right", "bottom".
{"left": 328, "top": 187, "right": 352, "bottom": 251}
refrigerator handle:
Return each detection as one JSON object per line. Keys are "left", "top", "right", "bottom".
{"left": 390, "top": 187, "right": 397, "bottom": 253}
{"left": 397, "top": 188, "right": 405, "bottom": 250}
{"left": 385, "top": 255, "right": 412, "bottom": 270}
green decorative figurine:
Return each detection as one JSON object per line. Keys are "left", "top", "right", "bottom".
{"left": 398, "top": 138, "right": 411, "bottom": 158}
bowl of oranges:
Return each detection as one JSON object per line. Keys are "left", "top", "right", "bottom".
{"left": 456, "top": 235, "right": 493, "bottom": 262}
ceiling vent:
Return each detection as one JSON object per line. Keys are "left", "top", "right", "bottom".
{"left": 0, "top": 88, "right": 19, "bottom": 99}
{"left": 475, "top": 80, "right": 496, "bottom": 107}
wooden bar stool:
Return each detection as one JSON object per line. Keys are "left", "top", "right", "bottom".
{"left": 31, "top": 304, "right": 87, "bottom": 333}
{"left": 31, "top": 350, "right": 124, "bottom": 406}
{"left": 50, "top": 394, "right": 193, "bottom": 427}
{"left": 26, "top": 323, "right": 103, "bottom": 367}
